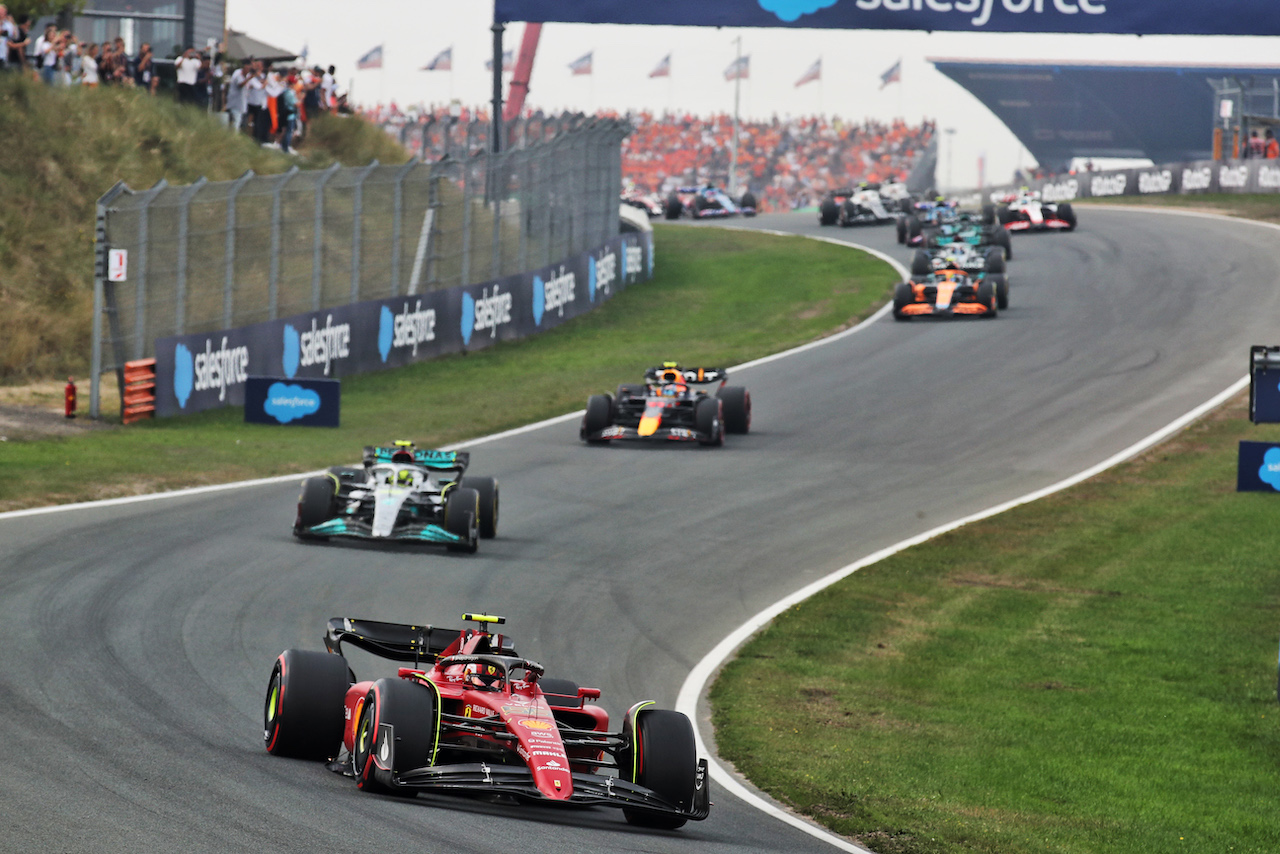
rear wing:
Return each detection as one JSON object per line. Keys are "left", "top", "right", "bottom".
{"left": 364, "top": 447, "right": 471, "bottom": 473}
{"left": 643, "top": 365, "right": 728, "bottom": 386}
{"left": 324, "top": 617, "right": 516, "bottom": 665}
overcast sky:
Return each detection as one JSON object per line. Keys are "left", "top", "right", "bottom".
{"left": 224, "top": 0, "right": 1280, "bottom": 188}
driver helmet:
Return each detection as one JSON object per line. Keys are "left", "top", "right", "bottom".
{"left": 396, "top": 469, "right": 415, "bottom": 487}
{"left": 463, "top": 662, "right": 504, "bottom": 691}
{"left": 656, "top": 367, "right": 686, "bottom": 396}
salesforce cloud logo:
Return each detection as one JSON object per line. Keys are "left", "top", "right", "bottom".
{"left": 758, "top": 0, "right": 837, "bottom": 22}
{"left": 378, "top": 306, "right": 394, "bottom": 362}
{"left": 173, "top": 343, "right": 193, "bottom": 409}
{"left": 263, "top": 382, "right": 320, "bottom": 424}
{"left": 532, "top": 275, "right": 545, "bottom": 326}
{"left": 1260, "top": 447, "right": 1280, "bottom": 491}
{"left": 282, "top": 324, "right": 300, "bottom": 377}
{"left": 460, "top": 292, "right": 476, "bottom": 346}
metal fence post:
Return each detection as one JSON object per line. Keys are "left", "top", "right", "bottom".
{"left": 268, "top": 166, "right": 299, "bottom": 320}
{"left": 224, "top": 170, "right": 255, "bottom": 329}
{"left": 174, "top": 176, "right": 208, "bottom": 336}
{"left": 350, "top": 160, "right": 379, "bottom": 303}
{"left": 312, "top": 162, "right": 341, "bottom": 311}
{"left": 133, "top": 179, "right": 168, "bottom": 360}
{"left": 90, "top": 181, "right": 129, "bottom": 420}
{"left": 390, "top": 158, "right": 418, "bottom": 297}
{"left": 461, "top": 156, "right": 474, "bottom": 286}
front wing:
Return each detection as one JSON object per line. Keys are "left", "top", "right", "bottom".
{"left": 392, "top": 760, "right": 711, "bottom": 821}
{"left": 584, "top": 424, "right": 710, "bottom": 443}
{"left": 897, "top": 301, "right": 994, "bottom": 318}
{"left": 298, "top": 517, "right": 469, "bottom": 545}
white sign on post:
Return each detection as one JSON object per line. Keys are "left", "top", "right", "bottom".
{"left": 108, "top": 249, "right": 128, "bottom": 282}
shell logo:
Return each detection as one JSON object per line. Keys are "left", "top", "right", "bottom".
{"left": 519, "top": 719, "right": 553, "bottom": 730}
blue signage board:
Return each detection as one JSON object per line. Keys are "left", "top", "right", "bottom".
{"left": 1237, "top": 441, "right": 1280, "bottom": 493}
{"left": 494, "top": 0, "right": 1280, "bottom": 37}
{"left": 244, "top": 376, "right": 341, "bottom": 427}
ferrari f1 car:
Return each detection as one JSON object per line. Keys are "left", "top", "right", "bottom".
{"left": 292, "top": 440, "right": 498, "bottom": 554}
{"left": 580, "top": 362, "right": 751, "bottom": 446}
{"left": 893, "top": 250, "right": 1007, "bottom": 320}
{"left": 264, "top": 614, "right": 711, "bottom": 829}
{"left": 663, "top": 185, "right": 756, "bottom": 219}
{"left": 819, "top": 183, "right": 896, "bottom": 227}
{"left": 995, "top": 189, "right": 1077, "bottom": 233}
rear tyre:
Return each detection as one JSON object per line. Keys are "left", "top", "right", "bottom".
{"left": 621, "top": 709, "right": 697, "bottom": 829}
{"left": 694, "top": 397, "right": 724, "bottom": 447}
{"left": 716, "top": 386, "right": 751, "bottom": 434}
{"left": 295, "top": 476, "right": 337, "bottom": 540}
{"left": 994, "top": 226, "right": 1012, "bottom": 260}
{"left": 892, "top": 281, "right": 915, "bottom": 320}
{"left": 1058, "top": 202, "right": 1077, "bottom": 231}
{"left": 581, "top": 393, "right": 615, "bottom": 443}
{"left": 896, "top": 217, "right": 907, "bottom": 244}
{"left": 984, "top": 248, "right": 1006, "bottom": 275}
{"left": 738, "top": 190, "right": 756, "bottom": 214}
{"left": 444, "top": 487, "right": 479, "bottom": 553}
{"left": 664, "top": 194, "right": 682, "bottom": 220}
{"left": 459, "top": 476, "right": 499, "bottom": 539}
{"left": 990, "top": 274, "right": 1010, "bottom": 310}
{"left": 263, "top": 649, "right": 350, "bottom": 760}
{"left": 982, "top": 203, "right": 996, "bottom": 225}
{"left": 354, "top": 678, "right": 439, "bottom": 795}
{"left": 907, "top": 218, "right": 922, "bottom": 242}
{"left": 910, "top": 250, "right": 932, "bottom": 277}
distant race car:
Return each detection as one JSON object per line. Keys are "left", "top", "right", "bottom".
{"left": 819, "top": 183, "right": 896, "bottom": 227}
{"left": 913, "top": 208, "right": 1013, "bottom": 260}
{"left": 264, "top": 613, "right": 711, "bottom": 829}
{"left": 995, "top": 189, "right": 1077, "bottom": 233}
{"left": 580, "top": 362, "right": 751, "bottom": 446}
{"left": 663, "top": 186, "right": 756, "bottom": 219}
{"left": 292, "top": 441, "right": 498, "bottom": 554}
{"left": 893, "top": 250, "right": 1006, "bottom": 320}
{"left": 896, "top": 198, "right": 960, "bottom": 244}
{"left": 621, "top": 189, "right": 664, "bottom": 218}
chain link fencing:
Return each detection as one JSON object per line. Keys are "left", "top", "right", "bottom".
{"left": 92, "top": 117, "right": 630, "bottom": 417}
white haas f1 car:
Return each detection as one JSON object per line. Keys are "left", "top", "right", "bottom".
{"left": 995, "top": 189, "right": 1077, "bottom": 233}
{"left": 820, "top": 183, "right": 897, "bottom": 227}
{"left": 264, "top": 614, "right": 711, "bottom": 829}
{"left": 581, "top": 363, "right": 751, "bottom": 446}
{"left": 293, "top": 441, "right": 498, "bottom": 554}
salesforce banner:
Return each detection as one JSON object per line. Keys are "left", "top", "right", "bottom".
{"left": 153, "top": 232, "right": 653, "bottom": 417}
{"left": 495, "top": 0, "right": 1280, "bottom": 37}
{"left": 991, "top": 158, "right": 1280, "bottom": 204}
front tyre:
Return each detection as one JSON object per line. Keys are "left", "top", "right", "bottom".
{"left": 263, "top": 649, "right": 350, "bottom": 760}
{"left": 459, "top": 476, "right": 499, "bottom": 539}
{"left": 294, "top": 476, "right": 337, "bottom": 540}
{"left": 581, "top": 393, "right": 615, "bottom": 443}
{"left": 622, "top": 709, "right": 698, "bottom": 830}
{"left": 892, "top": 281, "right": 915, "bottom": 320}
{"left": 354, "top": 678, "right": 440, "bottom": 795}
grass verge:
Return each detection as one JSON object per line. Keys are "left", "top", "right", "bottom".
{"left": 711, "top": 393, "right": 1280, "bottom": 854}
{"left": 0, "top": 225, "right": 897, "bottom": 511}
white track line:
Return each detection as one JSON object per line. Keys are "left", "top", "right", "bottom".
{"left": 0, "top": 233, "right": 904, "bottom": 522}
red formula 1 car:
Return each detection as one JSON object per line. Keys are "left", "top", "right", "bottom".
{"left": 580, "top": 362, "right": 751, "bottom": 446}
{"left": 264, "top": 614, "right": 711, "bottom": 829}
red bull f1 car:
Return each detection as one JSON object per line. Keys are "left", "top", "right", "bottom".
{"left": 264, "top": 614, "right": 711, "bottom": 829}
{"left": 580, "top": 362, "right": 752, "bottom": 446}
{"left": 292, "top": 441, "right": 498, "bottom": 554}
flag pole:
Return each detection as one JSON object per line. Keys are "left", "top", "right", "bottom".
{"left": 729, "top": 35, "right": 741, "bottom": 196}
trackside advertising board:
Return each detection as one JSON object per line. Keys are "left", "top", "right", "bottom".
{"left": 494, "top": 0, "right": 1280, "bottom": 37}
{"left": 153, "top": 233, "right": 652, "bottom": 417}
{"left": 991, "top": 160, "right": 1280, "bottom": 204}
{"left": 244, "top": 377, "right": 341, "bottom": 427}
{"left": 1237, "top": 441, "right": 1280, "bottom": 493}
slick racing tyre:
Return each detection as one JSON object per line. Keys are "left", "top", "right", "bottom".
{"left": 716, "top": 386, "right": 751, "bottom": 434}
{"left": 295, "top": 476, "right": 337, "bottom": 539}
{"left": 896, "top": 216, "right": 908, "bottom": 244}
{"left": 738, "top": 190, "right": 756, "bottom": 214}
{"left": 984, "top": 247, "right": 1007, "bottom": 275}
{"left": 982, "top": 203, "right": 996, "bottom": 225}
{"left": 819, "top": 199, "right": 838, "bottom": 225}
{"left": 977, "top": 280, "right": 998, "bottom": 317}
{"left": 907, "top": 218, "right": 922, "bottom": 242}
{"left": 444, "top": 487, "right": 479, "bottom": 553}
{"left": 892, "top": 281, "right": 915, "bottom": 320}
{"left": 354, "top": 678, "right": 439, "bottom": 795}
{"left": 664, "top": 193, "right": 682, "bottom": 220}
{"left": 694, "top": 397, "right": 724, "bottom": 447}
{"left": 1058, "top": 202, "right": 1077, "bottom": 231}
{"left": 581, "top": 393, "right": 615, "bottom": 443}
{"left": 993, "top": 226, "right": 1012, "bottom": 260}
{"left": 460, "top": 476, "right": 499, "bottom": 539}
{"left": 990, "top": 274, "right": 1010, "bottom": 310}
{"left": 911, "top": 250, "right": 933, "bottom": 277}
{"left": 264, "top": 649, "right": 350, "bottom": 761}
{"left": 621, "top": 709, "right": 698, "bottom": 829}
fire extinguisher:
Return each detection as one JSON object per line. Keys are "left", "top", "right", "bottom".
{"left": 65, "top": 377, "right": 77, "bottom": 419}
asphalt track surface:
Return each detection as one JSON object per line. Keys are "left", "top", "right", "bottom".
{"left": 4, "top": 208, "right": 1279, "bottom": 853}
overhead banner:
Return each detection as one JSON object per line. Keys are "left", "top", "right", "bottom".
{"left": 494, "top": 0, "right": 1280, "bottom": 36}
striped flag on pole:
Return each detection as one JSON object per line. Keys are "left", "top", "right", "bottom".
{"left": 568, "top": 51, "right": 593, "bottom": 75}
{"left": 724, "top": 55, "right": 749, "bottom": 81}
{"left": 422, "top": 46, "right": 452, "bottom": 71}
{"left": 356, "top": 44, "right": 383, "bottom": 70}
{"left": 649, "top": 53, "right": 671, "bottom": 78}
{"left": 880, "top": 58, "right": 901, "bottom": 89}
{"left": 485, "top": 50, "right": 514, "bottom": 72}
{"left": 795, "top": 58, "right": 821, "bottom": 88}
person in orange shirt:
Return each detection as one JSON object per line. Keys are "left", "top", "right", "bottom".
{"left": 1266, "top": 129, "right": 1279, "bottom": 159}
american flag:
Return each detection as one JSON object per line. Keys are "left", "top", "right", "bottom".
{"left": 485, "top": 50, "right": 514, "bottom": 72}
{"left": 568, "top": 51, "right": 593, "bottom": 76}
{"left": 422, "top": 46, "right": 451, "bottom": 71}
{"left": 795, "top": 58, "right": 821, "bottom": 88}
{"left": 648, "top": 53, "right": 671, "bottom": 79}
{"left": 724, "top": 55, "right": 750, "bottom": 81}
{"left": 356, "top": 45, "right": 383, "bottom": 70}
{"left": 880, "top": 58, "right": 901, "bottom": 89}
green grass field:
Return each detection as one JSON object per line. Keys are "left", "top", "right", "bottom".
{"left": 0, "top": 225, "right": 897, "bottom": 511}
{"left": 711, "top": 396, "right": 1280, "bottom": 854}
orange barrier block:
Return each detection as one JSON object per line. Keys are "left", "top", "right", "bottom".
{"left": 122, "top": 358, "right": 157, "bottom": 425}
